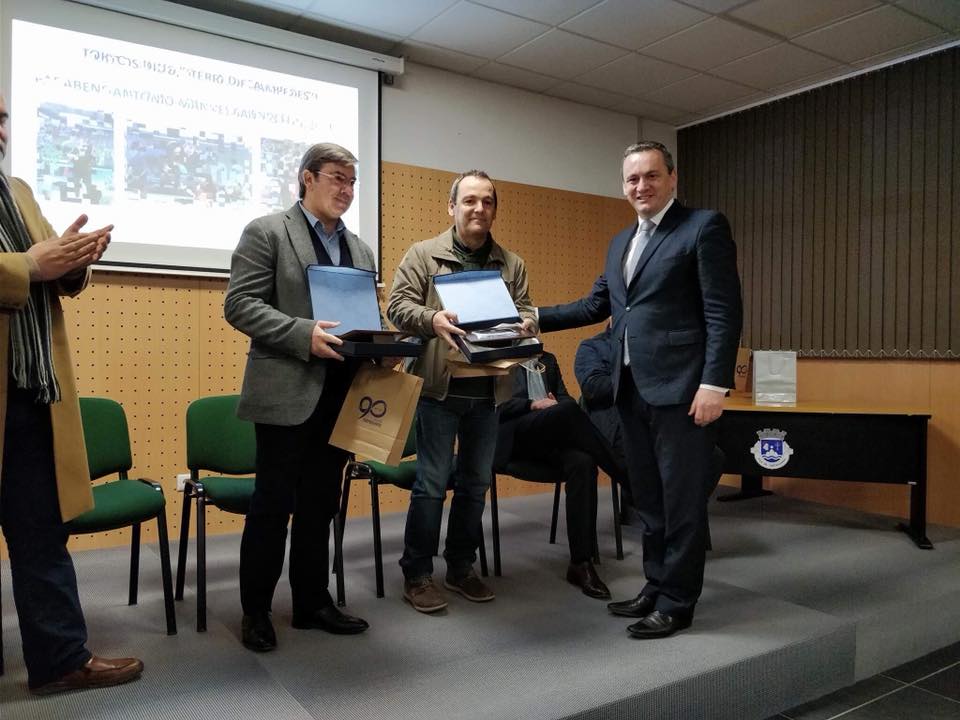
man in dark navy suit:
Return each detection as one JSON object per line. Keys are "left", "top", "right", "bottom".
{"left": 538, "top": 142, "right": 742, "bottom": 639}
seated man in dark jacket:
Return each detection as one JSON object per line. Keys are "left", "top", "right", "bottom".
{"left": 575, "top": 326, "right": 636, "bottom": 521}
{"left": 495, "top": 351, "right": 623, "bottom": 599}
{"left": 576, "top": 326, "right": 726, "bottom": 544}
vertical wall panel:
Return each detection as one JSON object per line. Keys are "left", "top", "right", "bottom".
{"left": 679, "top": 47, "right": 958, "bottom": 358}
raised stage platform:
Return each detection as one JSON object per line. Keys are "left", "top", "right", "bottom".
{"left": 2, "top": 491, "right": 959, "bottom": 719}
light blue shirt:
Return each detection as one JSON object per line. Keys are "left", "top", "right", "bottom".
{"left": 299, "top": 203, "right": 345, "bottom": 265}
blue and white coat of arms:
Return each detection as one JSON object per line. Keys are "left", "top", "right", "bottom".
{"left": 750, "top": 428, "right": 794, "bottom": 470}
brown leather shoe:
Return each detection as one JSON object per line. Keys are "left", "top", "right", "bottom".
{"left": 30, "top": 655, "right": 144, "bottom": 696}
{"left": 403, "top": 576, "right": 448, "bottom": 613}
{"left": 444, "top": 568, "right": 495, "bottom": 602}
{"left": 566, "top": 561, "right": 611, "bottom": 599}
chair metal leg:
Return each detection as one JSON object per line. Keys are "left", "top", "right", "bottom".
{"left": 370, "top": 480, "right": 385, "bottom": 598}
{"left": 478, "top": 530, "right": 488, "bottom": 577}
{"left": 155, "top": 506, "right": 178, "bottom": 635}
{"left": 1, "top": 561, "right": 4, "bottom": 676}
{"left": 196, "top": 493, "right": 207, "bottom": 632}
{"left": 128, "top": 523, "right": 141, "bottom": 605}
{"left": 333, "top": 513, "right": 346, "bottom": 608}
{"left": 333, "top": 471, "right": 351, "bottom": 607}
{"left": 611, "top": 481, "right": 624, "bottom": 560}
{"left": 591, "top": 477, "right": 600, "bottom": 565}
{"left": 549, "top": 484, "right": 561, "bottom": 544}
{"left": 490, "top": 475, "right": 501, "bottom": 577}
{"left": 175, "top": 490, "right": 192, "bottom": 601}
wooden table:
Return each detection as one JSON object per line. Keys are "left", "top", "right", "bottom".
{"left": 715, "top": 396, "right": 932, "bottom": 549}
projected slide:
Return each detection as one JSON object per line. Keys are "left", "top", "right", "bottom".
{"left": 9, "top": 18, "right": 363, "bottom": 270}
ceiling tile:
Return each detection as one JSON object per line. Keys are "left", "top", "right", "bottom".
{"left": 544, "top": 81, "right": 626, "bottom": 108}
{"left": 712, "top": 42, "right": 842, "bottom": 89}
{"left": 576, "top": 53, "right": 698, "bottom": 95}
{"left": 499, "top": 29, "right": 627, "bottom": 79}
{"left": 896, "top": 0, "right": 960, "bottom": 31}
{"left": 398, "top": 41, "right": 489, "bottom": 73}
{"left": 471, "top": 0, "right": 603, "bottom": 25}
{"left": 640, "top": 16, "right": 779, "bottom": 69}
{"left": 731, "top": 0, "right": 881, "bottom": 38}
{"left": 680, "top": 0, "right": 750, "bottom": 11}
{"left": 850, "top": 33, "right": 953, "bottom": 68}
{"left": 610, "top": 96, "right": 688, "bottom": 122}
{"left": 411, "top": 2, "right": 548, "bottom": 58}
{"left": 300, "top": 0, "right": 458, "bottom": 37}
{"left": 642, "top": 72, "right": 757, "bottom": 111}
{"left": 793, "top": 5, "right": 943, "bottom": 63}
{"left": 561, "top": 0, "right": 708, "bottom": 50}
{"left": 472, "top": 62, "right": 560, "bottom": 92}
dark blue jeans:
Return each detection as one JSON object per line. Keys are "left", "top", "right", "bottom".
{"left": 1, "top": 386, "right": 91, "bottom": 688}
{"left": 400, "top": 396, "right": 497, "bottom": 580}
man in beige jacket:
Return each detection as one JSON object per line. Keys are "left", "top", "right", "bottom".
{"left": 0, "top": 95, "right": 143, "bottom": 694}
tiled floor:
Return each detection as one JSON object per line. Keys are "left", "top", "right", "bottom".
{"left": 768, "top": 642, "right": 960, "bottom": 719}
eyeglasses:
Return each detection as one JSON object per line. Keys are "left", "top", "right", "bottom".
{"left": 315, "top": 170, "right": 358, "bottom": 189}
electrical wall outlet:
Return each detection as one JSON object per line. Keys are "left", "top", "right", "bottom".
{"left": 175, "top": 473, "right": 191, "bottom": 492}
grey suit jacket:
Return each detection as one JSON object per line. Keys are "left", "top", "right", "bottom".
{"left": 224, "top": 203, "right": 376, "bottom": 426}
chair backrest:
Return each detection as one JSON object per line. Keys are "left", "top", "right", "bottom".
{"left": 402, "top": 417, "right": 417, "bottom": 459}
{"left": 79, "top": 397, "right": 133, "bottom": 480}
{"left": 186, "top": 395, "right": 256, "bottom": 475}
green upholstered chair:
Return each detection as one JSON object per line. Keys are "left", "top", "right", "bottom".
{"left": 338, "top": 421, "right": 488, "bottom": 599}
{"left": 174, "top": 394, "right": 255, "bottom": 632}
{"left": 72, "top": 397, "right": 177, "bottom": 635}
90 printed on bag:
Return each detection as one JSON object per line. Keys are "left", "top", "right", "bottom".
{"left": 359, "top": 396, "right": 387, "bottom": 421}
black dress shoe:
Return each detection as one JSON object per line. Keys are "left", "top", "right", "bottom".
{"left": 292, "top": 605, "right": 369, "bottom": 635}
{"left": 607, "top": 593, "right": 656, "bottom": 618}
{"left": 242, "top": 613, "right": 277, "bottom": 652}
{"left": 627, "top": 610, "right": 693, "bottom": 639}
{"left": 566, "top": 561, "right": 611, "bottom": 599}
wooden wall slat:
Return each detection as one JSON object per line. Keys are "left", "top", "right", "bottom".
{"left": 943, "top": 52, "right": 960, "bottom": 354}
{"left": 834, "top": 81, "right": 849, "bottom": 352}
{"left": 815, "top": 86, "right": 830, "bottom": 353}
{"left": 679, "top": 47, "right": 957, "bottom": 358}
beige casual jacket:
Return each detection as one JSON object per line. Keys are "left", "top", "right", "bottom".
{"left": 0, "top": 178, "right": 93, "bottom": 522}
{"left": 387, "top": 227, "right": 538, "bottom": 404}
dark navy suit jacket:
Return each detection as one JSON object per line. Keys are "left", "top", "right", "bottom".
{"left": 540, "top": 201, "right": 742, "bottom": 407}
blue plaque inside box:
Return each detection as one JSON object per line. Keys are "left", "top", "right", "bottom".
{"left": 433, "top": 270, "right": 521, "bottom": 330}
{"left": 306, "top": 265, "right": 380, "bottom": 335}
{"left": 306, "top": 265, "right": 422, "bottom": 358}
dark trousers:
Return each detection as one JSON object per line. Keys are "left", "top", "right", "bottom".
{"left": 1, "top": 386, "right": 91, "bottom": 687}
{"left": 616, "top": 370, "right": 715, "bottom": 615}
{"left": 239, "top": 365, "right": 352, "bottom": 616}
{"left": 508, "top": 400, "right": 617, "bottom": 563}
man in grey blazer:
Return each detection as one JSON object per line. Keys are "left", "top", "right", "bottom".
{"left": 539, "top": 142, "right": 742, "bottom": 639}
{"left": 224, "top": 143, "right": 371, "bottom": 652}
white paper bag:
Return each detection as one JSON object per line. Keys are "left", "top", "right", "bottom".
{"left": 752, "top": 351, "right": 797, "bottom": 405}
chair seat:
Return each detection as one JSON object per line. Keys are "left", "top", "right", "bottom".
{"left": 68, "top": 479, "right": 165, "bottom": 533}
{"left": 199, "top": 476, "right": 255, "bottom": 514}
{"left": 498, "top": 459, "right": 557, "bottom": 484}
{"left": 363, "top": 460, "right": 417, "bottom": 490}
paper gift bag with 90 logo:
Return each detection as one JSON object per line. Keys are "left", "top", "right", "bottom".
{"left": 329, "top": 364, "right": 424, "bottom": 465}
